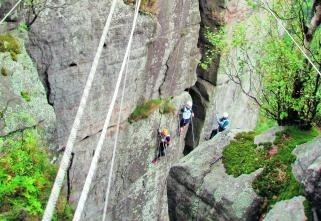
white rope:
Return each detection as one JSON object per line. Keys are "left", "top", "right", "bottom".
{"left": 259, "top": 0, "right": 321, "bottom": 76}
{"left": 73, "top": 0, "right": 141, "bottom": 219}
{"left": 42, "top": 0, "right": 118, "bottom": 220}
{"left": 101, "top": 54, "right": 129, "bottom": 221}
{"left": 101, "top": 0, "right": 137, "bottom": 216}
{"left": 0, "top": 0, "right": 23, "bottom": 25}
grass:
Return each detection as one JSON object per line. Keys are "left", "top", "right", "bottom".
{"left": 128, "top": 99, "right": 162, "bottom": 123}
{"left": 128, "top": 97, "right": 176, "bottom": 123}
{"left": 0, "top": 34, "right": 21, "bottom": 61}
{"left": 0, "top": 129, "right": 72, "bottom": 220}
{"left": 223, "top": 132, "right": 266, "bottom": 177}
{"left": 124, "top": 0, "right": 158, "bottom": 15}
{"left": 159, "top": 97, "right": 176, "bottom": 114}
{"left": 223, "top": 126, "right": 319, "bottom": 215}
{"left": 254, "top": 112, "right": 277, "bottom": 134}
{"left": 20, "top": 91, "right": 31, "bottom": 102}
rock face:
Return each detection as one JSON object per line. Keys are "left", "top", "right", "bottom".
{"left": 292, "top": 137, "right": 321, "bottom": 207}
{"left": 167, "top": 130, "right": 262, "bottom": 221}
{"left": 263, "top": 196, "right": 307, "bottom": 221}
{"left": 0, "top": 32, "right": 55, "bottom": 140}
{"left": 26, "top": 0, "right": 200, "bottom": 219}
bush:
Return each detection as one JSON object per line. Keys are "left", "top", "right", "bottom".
{"left": 0, "top": 129, "right": 72, "bottom": 220}
{"left": 128, "top": 99, "right": 162, "bottom": 123}
{"left": 0, "top": 34, "right": 21, "bottom": 61}
{"left": 1, "top": 67, "right": 8, "bottom": 76}
{"left": 159, "top": 98, "right": 176, "bottom": 114}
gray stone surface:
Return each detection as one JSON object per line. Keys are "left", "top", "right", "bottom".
{"left": 0, "top": 32, "right": 55, "bottom": 141}
{"left": 263, "top": 196, "right": 307, "bottom": 221}
{"left": 25, "top": 0, "right": 200, "bottom": 219}
{"left": 254, "top": 126, "right": 284, "bottom": 145}
{"left": 168, "top": 130, "right": 262, "bottom": 221}
{"left": 292, "top": 136, "right": 321, "bottom": 206}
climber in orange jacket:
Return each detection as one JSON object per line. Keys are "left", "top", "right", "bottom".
{"left": 152, "top": 128, "right": 171, "bottom": 164}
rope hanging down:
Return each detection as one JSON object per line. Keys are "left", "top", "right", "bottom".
{"left": 259, "top": 0, "right": 321, "bottom": 77}
{"left": 73, "top": 1, "right": 142, "bottom": 220}
{"left": 101, "top": 0, "right": 140, "bottom": 218}
{"left": 0, "top": 0, "right": 23, "bottom": 25}
{"left": 42, "top": 0, "right": 118, "bottom": 220}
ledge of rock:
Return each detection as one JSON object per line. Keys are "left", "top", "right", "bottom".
{"left": 263, "top": 196, "right": 307, "bottom": 221}
{"left": 167, "top": 130, "right": 262, "bottom": 221}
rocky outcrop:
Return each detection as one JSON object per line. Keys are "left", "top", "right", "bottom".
{"left": 292, "top": 137, "right": 321, "bottom": 207}
{"left": 254, "top": 126, "right": 284, "bottom": 145}
{"left": 167, "top": 130, "right": 262, "bottom": 221}
{"left": 263, "top": 196, "right": 307, "bottom": 221}
{"left": 0, "top": 32, "right": 55, "bottom": 141}
{"left": 25, "top": 0, "right": 200, "bottom": 219}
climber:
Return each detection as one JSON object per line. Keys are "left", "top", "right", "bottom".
{"left": 206, "top": 112, "right": 230, "bottom": 140}
{"left": 152, "top": 128, "right": 171, "bottom": 164}
{"left": 179, "top": 100, "right": 194, "bottom": 135}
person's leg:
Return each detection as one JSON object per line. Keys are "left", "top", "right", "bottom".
{"left": 209, "top": 128, "right": 218, "bottom": 139}
{"left": 160, "top": 142, "right": 165, "bottom": 156}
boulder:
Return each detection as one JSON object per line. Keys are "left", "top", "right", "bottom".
{"left": 167, "top": 130, "right": 262, "bottom": 221}
{"left": 254, "top": 126, "right": 284, "bottom": 145}
{"left": 292, "top": 137, "right": 321, "bottom": 206}
{"left": 263, "top": 196, "right": 307, "bottom": 221}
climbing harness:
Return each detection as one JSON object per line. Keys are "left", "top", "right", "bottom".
{"left": 0, "top": 0, "right": 23, "bottom": 25}
{"left": 42, "top": 0, "right": 119, "bottom": 220}
{"left": 73, "top": 1, "right": 141, "bottom": 220}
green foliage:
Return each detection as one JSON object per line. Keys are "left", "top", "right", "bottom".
{"left": 223, "top": 132, "right": 266, "bottom": 177}
{"left": 303, "top": 199, "right": 314, "bottom": 221}
{"left": 159, "top": 98, "right": 176, "bottom": 114}
{"left": 225, "top": 0, "right": 321, "bottom": 127}
{"left": 0, "top": 129, "right": 72, "bottom": 220}
{"left": 20, "top": 91, "right": 31, "bottom": 102}
{"left": 128, "top": 99, "right": 162, "bottom": 123}
{"left": 1, "top": 67, "right": 8, "bottom": 76}
{"left": 0, "top": 34, "right": 21, "bottom": 61}
{"left": 128, "top": 97, "right": 177, "bottom": 123}
{"left": 255, "top": 112, "right": 277, "bottom": 134}
{"left": 253, "top": 127, "right": 318, "bottom": 210}
{"left": 17, "top": 22, "right": 28, "bottom": 32}
{"left": 200, "top": 27, "right": 226, "bottom": 70}
{"left": 223, "top": 126, "right": 319, "bottom": 213}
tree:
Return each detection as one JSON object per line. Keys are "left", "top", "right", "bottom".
{"left": 222, "top": 0, "right": 321, "bottom": 128}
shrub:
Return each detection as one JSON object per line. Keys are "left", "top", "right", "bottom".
{"left": 0, "top": 129, "right": 72, "bottom": 220}
{"left": 159, "top": 98, "right": 176, "bottom": 114}
{"left": 0, "top": 34, "right": 21, "bottom": 61}
{"left": 128, "top": 99, "right": 162, "bottom": 123}
{"left": 20, "top": 91, "right": 31, "bottom": 102}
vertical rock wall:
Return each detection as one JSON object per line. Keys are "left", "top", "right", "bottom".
{"left": 26, "top": 0, "right": 200, "bottom": 220}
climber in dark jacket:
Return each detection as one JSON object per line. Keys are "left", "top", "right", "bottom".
{"left": 207, "top": 112, "right": 230, "bottom": 140}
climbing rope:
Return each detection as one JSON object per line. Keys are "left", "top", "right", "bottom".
{"left": 259, "top": 0, "right": 321, "bottom": 77}
{"left": 0, "top": 0, "right": 23, "bottom": 25}
{"left": 101, "top": 0, "right": 139, "bottom": 217}
{"left": 73, "top": 1, "right": 141, "bottom": 220}
{"left": 42, "top": 0, "right": 118, "bottom": 220}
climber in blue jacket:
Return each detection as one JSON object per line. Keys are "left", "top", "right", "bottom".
{"left": 207, "top": 112, "right": 230, "bottom": 140}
